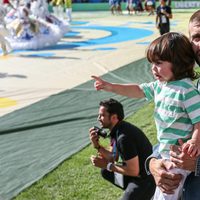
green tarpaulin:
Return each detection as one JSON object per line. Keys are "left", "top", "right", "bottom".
{"left": 0, "top": 58, "right": 153, "bottom": 200}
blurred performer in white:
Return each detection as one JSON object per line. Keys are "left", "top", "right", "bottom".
{"left": 64, "top": 0, "right": 72, "bottom": 22}
{"left": 3, "top": 0, "right": 69, "bottom": 50}
{"left": 30, "top": 0, "right": 69, "bottom": 35}
{"left": 6, "top": 3, "right": 61, "bottom": 50}
{"left": 0, "top": 5, "right": 12, "bottom": 55}
{"left": 51, "top": 0, "right": 64, "bottom": 19}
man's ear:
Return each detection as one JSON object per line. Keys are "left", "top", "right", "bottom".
{"left": 111, "top": 114, "right": 118, "bottom": 123}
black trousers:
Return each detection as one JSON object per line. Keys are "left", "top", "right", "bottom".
{"left": 159, "top": 24, "right": 170, "bottom": 35}
{"left": 101, "top": 169, "right": 156, "bottom": 200}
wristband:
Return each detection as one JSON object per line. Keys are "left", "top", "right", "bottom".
{"left": 145, "top": 157, "right": 152, "bottom": 175}
{"left": 107, "top": 162, "right": 113, "bottom": 172}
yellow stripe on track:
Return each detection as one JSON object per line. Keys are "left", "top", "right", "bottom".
{"left": 0, "top": 98, "right": 17, "bottom": 108}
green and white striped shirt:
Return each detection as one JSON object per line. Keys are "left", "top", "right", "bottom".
{"left": 140, "top": 78, "right": 200, "bottom": 157}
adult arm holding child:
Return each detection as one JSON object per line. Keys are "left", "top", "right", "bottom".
{"left": 146, "top": 145, "right": 182, "bottom": 194}
{"left": 149, "top": 158, "right": 182, "bottom": 194}
{"left": 146, "top": 139, "right": 200, "bottom": 199}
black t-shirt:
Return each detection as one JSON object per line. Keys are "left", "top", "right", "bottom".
{"left": 156, "top": 5, "right": 171, "bottom": 26}
{"left": 110, "top": 121, "right": 153, "bottom": 178}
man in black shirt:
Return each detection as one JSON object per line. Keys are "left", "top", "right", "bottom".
{"left": 89, "top": 98, "right": 155, "bottom": 200}
{"left": 156, "top": 0, "right": 172, "bottom": 35}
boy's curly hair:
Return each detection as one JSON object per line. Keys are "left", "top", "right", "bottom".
{"left": 146, "top": 32, "right": 198, "bottom": 80}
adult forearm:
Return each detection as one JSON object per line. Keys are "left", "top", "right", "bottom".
{"left": 149, "top": 158, "right": 182, "bottom": 194}
{"left": 156, "top": 16, "right": 159, "bottom": 25}
{"left": 109, "top": 163, "right": 139, "bottom": 176}
{"left": 167, "top": 13, "right": 172, "bottom": 19}
{"left": 145, "top": 144, "right": 160, "bottom": 175}
{"left": 165, "top": 13, "right": 172, "bottom": 18}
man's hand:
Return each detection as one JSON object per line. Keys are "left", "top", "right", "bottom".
{"left": 90, "top": 155, "right": 108, "bottom": 169}
{"left": 170, "top": 139, "right": 197, "bottom": 171}
{"left": 149, "top": 158, "right": 182, "bottom": 194}
{"left": 89, "top": 127, "right": 100, "bottom": 149}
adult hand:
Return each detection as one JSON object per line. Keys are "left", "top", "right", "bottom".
{"left": 91, "top": 76, "right": 112, "bottom": 91}
{"left": 90, "top": 155, "right": 108, "bottom": 169}
{"left": 89, "top": 127, "right": 100, "bottom": 149}
{"left": 149, "top": 158, "right": 182, "bottom": 194}
{"left": 170, "top": 139, "right": 197, "bottom": 171}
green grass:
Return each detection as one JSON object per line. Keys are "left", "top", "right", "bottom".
{"left": 14, "top": 102, "right": 156, "bottom": 200}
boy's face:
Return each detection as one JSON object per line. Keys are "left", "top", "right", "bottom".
{"left": 189, "top": 21, "right": 200, "bottom": 66}
{"left": 151, "top": 60, "right": 174, "bottom": 82}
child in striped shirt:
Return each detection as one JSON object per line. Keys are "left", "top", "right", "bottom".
{"left": 92, "top": 32, "right": 200, "bottom": 200}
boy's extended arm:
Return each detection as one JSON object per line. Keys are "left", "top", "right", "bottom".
{"left": 105, "top": 83, "right": 145, "bottom": 98}
{"left": 92, "top": 75, "right": 145, "bottom": 98}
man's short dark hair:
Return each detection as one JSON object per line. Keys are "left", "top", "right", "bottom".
{"left": 189, "top": 9, "right": 200, "bottom": 24}
{"left": 99, "top": 98, "right": 124, "bottom": 121}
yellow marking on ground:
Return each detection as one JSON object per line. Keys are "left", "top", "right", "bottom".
{"left": 0, "top": 97, "right": 17, "bottom": 108}
{"left": 0, "top": 54, "right": 12, "bottom": 59}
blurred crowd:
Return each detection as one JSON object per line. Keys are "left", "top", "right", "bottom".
{"left": 109, "top": 0, "right": 171, "bottom": 16}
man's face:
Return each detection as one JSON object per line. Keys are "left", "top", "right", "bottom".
{"left": 97, "top": 106, "right": 112, "bottom": 129}
{"left": 159, "top": 0, "right": 166, "bottom": 6}
{"left": 189, "top": 21, "right": 200, "bottom": 66}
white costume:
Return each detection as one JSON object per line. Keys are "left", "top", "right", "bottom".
{"left": 30, "top": 0, "right": 69, "bottom": 36}
{"left": 4, "top": 0, "right": 69, "bottom": 50}
{"left": 0, "top": 5, "right": 12, "bottom": 55}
